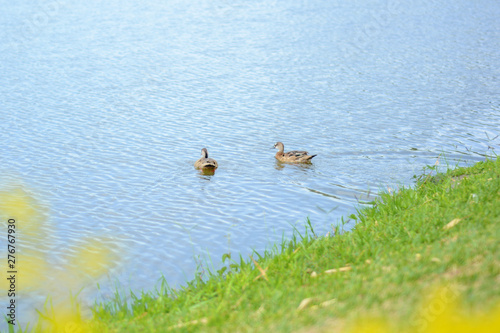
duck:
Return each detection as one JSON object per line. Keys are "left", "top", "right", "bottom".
{"left": 273, "top": 142, "right": 317, "bottom": 163}
{"left": 194, "top": 148, "right": 218, "bottom": 169}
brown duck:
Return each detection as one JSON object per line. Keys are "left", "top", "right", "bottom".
{"left": 194, "top": 148, "right": 218, "bottom": 169}
{"left": 273, "top": 142, "right": 316, "bottom": 163}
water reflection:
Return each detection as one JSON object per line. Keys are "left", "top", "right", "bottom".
{"left": 197, "top": 168, "right": 216, "bottom": 177}
{"left": 274, "top": 160, "right": 315, "bottom": 171}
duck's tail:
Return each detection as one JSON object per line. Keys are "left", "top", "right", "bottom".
{"left": 201, "top": 162, "right": 217, "bottom": 168}
{"left": 307, "top": 154, "right": 317, "bottom": 161}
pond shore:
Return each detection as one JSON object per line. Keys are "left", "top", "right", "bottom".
{"left": 39, "top": 158, "right": 500, "bottom": 332}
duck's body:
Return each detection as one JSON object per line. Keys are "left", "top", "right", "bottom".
{"left": 273, "top": 142, "right": 316, "bottom": 163}
{"left": 194, "top": 148, "right": 218, "bottom": 169}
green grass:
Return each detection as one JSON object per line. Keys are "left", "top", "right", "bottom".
{"left": 35, "top": 158, "right": 500, "bottom": 332}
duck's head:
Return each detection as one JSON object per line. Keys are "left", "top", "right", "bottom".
{"left": 273, "top": 142, "right": 284, "bottom": 151}
{"left": 201, "top": 148, "right": 209, "bottom": 158}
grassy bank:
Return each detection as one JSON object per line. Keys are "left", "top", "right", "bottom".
{"left": 35, "top": 158, "right": 500, "bottom": 332}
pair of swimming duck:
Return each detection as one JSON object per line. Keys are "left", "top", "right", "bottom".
{"left": 194, "top": 142, "right": 317, "bottom": 170}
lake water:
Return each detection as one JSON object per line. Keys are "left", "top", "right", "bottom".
{"left": 1, "top": 0, "right": 499, "bottom": 326}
